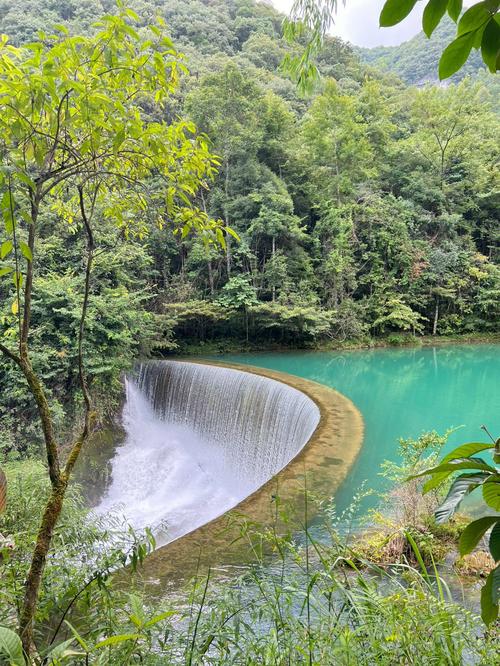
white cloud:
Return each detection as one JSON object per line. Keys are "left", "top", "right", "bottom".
{"left": 267, "top": 0, "right": 424, "bottom": 47}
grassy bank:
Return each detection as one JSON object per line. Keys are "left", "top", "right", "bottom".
{"left": 1, "top": 460, "right": 499, "bottom": 665}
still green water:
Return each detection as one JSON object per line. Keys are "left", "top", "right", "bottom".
{"left": 218, "top": 344, "right": 500, "bottom": 516}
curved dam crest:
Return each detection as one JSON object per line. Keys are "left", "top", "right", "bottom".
{"left": 96, "top": 360, "right": 321, "bottom": 545}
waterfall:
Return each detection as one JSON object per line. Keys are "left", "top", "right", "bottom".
{"left": 95, "top": 361, "right": 320, "bottom": 545}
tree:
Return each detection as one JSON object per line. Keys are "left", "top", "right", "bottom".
{"left": 217, "top": 275, "right": 258, "bottom": 340}
{"left": 185, "top": 61, "right": 262, "bottom": 278}
{"left": 0, "top": 6, "right": 220, "bottom": 656}
{"left": 372, "top": 294, "right": 426, "bottom": 335}
{"left": 407, "top": 81, "right": 488, "bottom": 192}
{"left": 298, "top": 80, "right": 374, "bottom": 206}
{"left": 314, "top": 205, "right": 357, "bottom": 308}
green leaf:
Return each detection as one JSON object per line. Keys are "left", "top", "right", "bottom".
{"left": 490, "top": 522, "right": 500, "bottom": 562}
{"left": 125, "top": 8, "right": 140, "bottom": 21}
{"left": 480, "top": 565, "right": 499, "bottom": 625}
{"left": 0, "top": 626, "right": 25, "bottom": 666}
{"left": 95, "top": 634, "right": 143, "bottom": 649}
{"left": 493, "top": 565, "right": 500, "bottom": 605}
{"left": 380, "top": 0, "right": 419, "bottom": 27}
{"left": 423, "top": 0, "right": 449, "bottom": 37}
{"left": 0, "top": 266, "right": 13, "bottom": 277}
{"left": 448, "top": 0, "right": 463, "bottom": 22}
{"left": 112, "top": 128, "right": 125, "bottom": 153}
{"left": 457, "top": 2, "right": 490, "bottom": 36}
{"left": 434, "top": 474, "right": 486, "bottom": 524}
{"left": 129, "top": 614, "right": 143, "bottom": 629}
{"left": 415, "top": 457, "right": 495, "bottom": 481}
{"left": 0, "top": 240, "right": 13, "bottom": 259}
{"left": 64, "top": 621, "right": 89, "bottom": 653}
{"left": 143, "top": 611, "right": 176, "bottom": 628}
{"left": 225, "top": 226, "right": 240, "bottom": 241}
{"left": 44, "top": 638, "right": 82, "bottom": 663}
{"left": 442, "top": 444, "right": 494, "bottom": 463}
{"left": 482, "top": 478, "right": 500, "bottom": 511}
{"left": 53, "top": 24, "right": 69, "bottom": 35}
{"left": 15, "top": 172, "right": 35, "bottom": 191}
{"left": 481, "top": 16, "right": 500, "bottom": 72}
{"left": 422, "top": 442, "right": 493, "bottom": 492}
{"left": 12, "top": 271, "right": 23, "bottom": 290}
{"left": 459, "top": 516, "right": 499, "bottom": 556}
{"left": 439, "top": 31, "right": 475, "bottom": 79}
{"left": 405, "top": 530, "right": 431, "bottom": 583}
{"left": 19, "top": 242, "right": 32, "bottom": 262}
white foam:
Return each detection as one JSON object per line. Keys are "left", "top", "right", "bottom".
{"left": 95, "top": 382, "right": 239, "bottom": 544}
{"left": 95, "top": 362, "right": 320, "bottom": 546}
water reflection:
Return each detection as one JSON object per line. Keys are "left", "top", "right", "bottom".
{"left": 221, "top": 344, "right": 500, "bottom": 514}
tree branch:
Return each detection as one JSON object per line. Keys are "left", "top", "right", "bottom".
{"left": 63, "top": 183, "right": 97, "bottom": 478}
{"left": 0, "top": 343, "right": 21, "bottom": 365}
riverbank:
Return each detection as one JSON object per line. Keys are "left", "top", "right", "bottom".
{"left": 171, "top": 332, "right": 500, "bottom": 357}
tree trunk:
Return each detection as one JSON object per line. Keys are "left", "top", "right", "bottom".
{"left": 207, "top": 258, "right": 215, "bottom": 296}
{"left": 225, "top": 237, "right": 231, "bottom": 279}
{"left": 271, "top": 236, "right": 276, "bottom": 302}
{"left": 224, "top": 160, "right": 231, "bottom": 278}
{"left": 433, "top": 298, "right": 439, "bottom": 336}
{"left": 19, "top": 478, "right": 67, "bottom": 655}
{"left": 334, "top": 142, "right": 341, "bottom": 207}
{"left": 200, "top": 191, "right": 215, "bottom": 296}
{"left": 16, "top": 185, "right": 96, "bottom": 658}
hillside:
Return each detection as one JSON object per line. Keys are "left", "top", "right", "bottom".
{"left": 359, "top": 18, "right": 485, "bottom": 85}
{"left": 0, "top": 0, "right": 498, "bottom": 451}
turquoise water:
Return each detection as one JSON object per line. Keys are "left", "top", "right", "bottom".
{"left": 217, "top": 345, "right": 500, "bottom": 516}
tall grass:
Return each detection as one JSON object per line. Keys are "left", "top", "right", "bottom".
{"left": 1, "top": 463, "right": 497, "bottom": 664}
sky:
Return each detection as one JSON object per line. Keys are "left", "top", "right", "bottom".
{"left": 269, "top": 0, "right": 425, "bottom": 48}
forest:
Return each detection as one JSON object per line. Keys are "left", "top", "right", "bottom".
{"left": 0, "top": 1, "right": 498, "bottom": 663}
{"left": 0, "top": 0, "right": 498, "bottom": 454}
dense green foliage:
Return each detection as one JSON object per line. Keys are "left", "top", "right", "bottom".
{"left": 0, "top": 4, "right": 497, "bottom": 661}
{"left": 0, "top": 0, "right": 498, "bottom": 454}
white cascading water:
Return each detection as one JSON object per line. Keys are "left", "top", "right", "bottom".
{"left": 95, "top": 361, "right": 320, "bottom": 546}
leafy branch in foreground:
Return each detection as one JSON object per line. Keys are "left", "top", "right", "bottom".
{"left": 284, "top": 1, "right": 499, "bottom": 89}
{"left": 411, "top": 429, "right": 500, "bottom": 625}
{"left": 380, "top": 0, "right": 500, "bottom": 79}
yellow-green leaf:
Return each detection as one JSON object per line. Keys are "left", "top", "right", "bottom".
{"left": 95, "top": 634, "right": 143, "bottom": 649}
{"left": 19, "top": 242, "right": 32, "bottom": 261}
{"left": 0, "top": 240, "right": 13, "bottom": 259}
